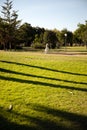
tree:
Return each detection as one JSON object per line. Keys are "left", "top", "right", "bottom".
{"left": 32, "top": 33, "right": 45, "bottom": 49}
{"left": 67, "top": 31, "right": 73, "bottom": 46}
{"left": 18, "top": 23, "right": 36, "bottom": 47}
{"left": 53, "top": 29, "right": 61, "bottom": 48}
{"left": 60, "top": 29, "right": 67, "bottom": 46}
{"left": 74, "top": 21, "right": 87, "bottom": 47}
{"left": 43, "top": 30, "right": 58, "bottom": 49}
{"left": 0, "top": 18, "right": 7, "bottom": 49}
{"left": 81, "top": 21, "right": 87, "bottom": 48}
{"left": 30, "top": 26, "right": 45, "bottom": 49}
{"left": 0, "top": 0, "right": 21, "bottom": 50}
{"left": 60, "top": 29, "right": 73, "bottom": 47}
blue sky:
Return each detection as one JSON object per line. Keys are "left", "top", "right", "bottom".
{"left": 0, "top": 0, "right": 87, "bottom": 32}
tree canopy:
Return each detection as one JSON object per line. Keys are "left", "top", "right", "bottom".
{"left": 0, "top": 0, "right": 21, "bottom": 50}
{"left": 74, "top": 21, "right": 87, "bottom": 46}
{"left": 0, "top": 0, "right": 87, "bottom": 50}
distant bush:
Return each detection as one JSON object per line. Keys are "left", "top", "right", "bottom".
{"left": 16, "top": 45, "right": 23, "bottom": 50}
{"left": 31, "top": 42, "right": 45, "bottom": 49}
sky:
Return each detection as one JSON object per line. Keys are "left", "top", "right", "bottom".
{"left": 0, "top": 0, "right": 87, "bottom": 32}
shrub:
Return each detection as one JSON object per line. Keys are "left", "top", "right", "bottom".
{"left": 31, "top": 42, "right": 45, "bottom": 49}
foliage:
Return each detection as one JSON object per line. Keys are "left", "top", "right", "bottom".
{"left": 0, "top": 0, "right": 21, "bottom": 50}
{"left": 32, "top": 34, "right": 45, "bottom": 49}
{"left": 18, "top": 23, "right": 35, "bottom": 46}
{"left": 0, "top": 1, "right": 87, "bottom": 50}
{"left": 74, "top": 21, "right": 87, "bottom": 47}
{"left": 60, "top": 29, "right": 73, "bottom": 46}
{"left": 53, "top": 29, "right": 61, "bottom": 48}
{"left": 31, "top": 42, "right": 45, "bottom": 49}
{"left": 43, "top": 30, "right": 58, "bottom": 49}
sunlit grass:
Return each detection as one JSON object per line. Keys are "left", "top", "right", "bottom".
{"left": 0, "top": 51, "right": 87, "bottom": 130}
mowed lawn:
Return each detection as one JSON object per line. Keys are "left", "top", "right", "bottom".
{"left": 0, "top": 51, "right": 87, "bottom": 130}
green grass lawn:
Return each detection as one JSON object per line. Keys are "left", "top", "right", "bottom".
{"left": 50, "top": 46, "right": 87, "bottom": 54}
{"left": 0, "top": 51, "right": 87, "bottom": 130}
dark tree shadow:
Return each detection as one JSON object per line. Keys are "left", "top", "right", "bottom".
{"left": 0, "top": 104, "right": 87, "bottom": 130}
{"left": 0, "top": 114, "right": 37, "bottom": 130}
{"left": 31, "top": 103, "right": 87, "bottom": 129}
{"left": 0, "top": 60, "right": 87, "bottom": 76}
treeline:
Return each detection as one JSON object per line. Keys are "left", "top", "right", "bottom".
{"left": 0, "top": 0, "right": 87, "bottom": 50}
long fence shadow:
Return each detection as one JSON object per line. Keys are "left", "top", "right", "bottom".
{"left": 0, "top": 104, "right": 87, "bottom": 130}
{"left": 0, "top": 60, "right": 87, "bottom": 76}
{"left": 0, "top": 67, "right": 87, "bottom": 86}
{"left": 0, "top": 75, "right": 87, "bottom": 92}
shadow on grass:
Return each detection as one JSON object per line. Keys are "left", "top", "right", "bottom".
{"left": 0, "top": 104, "right": 87, "bottom": 130}
{"left": 0, "top": 60, "right": 87, "bottom": 76}
{"left": 0, "top": 74, "right": 87, "bottom": 92}
{"left": 31, "top": 103, "right": 87, "bottom": 130}
{"left": 0, "top": 67, "right": 87, "bottom": 86}
{"left": 0, "top": 115, "right": 36, "bottom": 130}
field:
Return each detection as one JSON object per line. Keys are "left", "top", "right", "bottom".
{"left": 0, "top": 50, "right": 87, "bottom": 130}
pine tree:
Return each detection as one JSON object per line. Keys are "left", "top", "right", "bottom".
{"left": 0, "top": 0, "right": 21, "bottom": 50}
